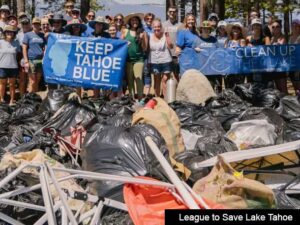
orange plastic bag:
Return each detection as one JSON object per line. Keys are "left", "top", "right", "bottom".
{"left": 123, "top": 177, "right": 223, "bottom": 225}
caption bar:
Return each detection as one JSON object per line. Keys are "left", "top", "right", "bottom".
{"left": 165, "top": 210, "right": 298, "bottom": 225}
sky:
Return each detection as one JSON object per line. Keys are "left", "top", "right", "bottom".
{"left": 99, "top": 0, "right": 166, "bottom": 20}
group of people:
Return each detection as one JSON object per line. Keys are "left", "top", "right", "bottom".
{"left": 0, "top": 1, "right": 300, "bottom": 105}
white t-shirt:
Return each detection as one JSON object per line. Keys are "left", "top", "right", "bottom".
{"left": 0, "top": 39, "right": 21, "bottom": 69}
{"left": 148, "top": 33, "right": 172, "bottom": 64}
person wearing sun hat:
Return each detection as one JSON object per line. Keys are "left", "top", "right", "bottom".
{"left": 0, "top": 25, "right": 21, "bottom": 104}
{"left": 208, "top": 13, "right": 219, "bottom": 37}
{"left": 88, "top": 16, "right": 109, "bottom": 37}
{"left": 64, "top": 18, "right": 87, "bottom": 97}
{"left": 49, "top": 13, "right": 67, "bottom": 34}
{"left": 88, "top": 16, "right": 110, "bottom": 98}
{"left": 121, "top": 12, "right": 147, "bottom": 101}
{"left": 65, "top": 18, "right": 87, "bottom": 36}
{"left": 22, "top": 17, "right": 46, "bottom": 93}
{"left": 223, "top": 21, "right": 247, "bottom": 89}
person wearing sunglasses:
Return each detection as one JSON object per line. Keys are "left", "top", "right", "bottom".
{"left": 270, "top": 20, "right": 287, "bottom": 93}
{"left": 163, "top": 6, "right": 182, "bottom": 81}
{"left": 64, "top": 1, "right": 74, "bottom": 22}
{"left": 49, "top": 14, "right": 67, "bottom": 34}
{"left": 114, "top": 13, "right": 125, "bottom": 38}
{"left": 83, "top": 11, "right": 96, "bottom": 37}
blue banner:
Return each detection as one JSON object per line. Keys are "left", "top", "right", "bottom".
{"left": 179, "top": 44, "right": 300, "bottom": 75}
{"left": 43, "top": 33, "right": 128, "bottom": 90}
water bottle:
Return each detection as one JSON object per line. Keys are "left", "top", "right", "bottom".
{"left": 165, "top": 75, "right": 177, "bottom": 103}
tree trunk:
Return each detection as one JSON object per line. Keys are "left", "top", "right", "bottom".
{"left": 81, "top": 0, "right": 90, "bottom": 20}
{"left": 17, "top": 0, "right": 25, "bottom": 14}
{"left": 200, "top": 0, "right": 208, "bottom": 23}
{"left": 31, "top": 0, "right": 35, "bottom": 18}
{"left": 180, "top": 0, "right": 185, "bottom": 22}
{"left": 284, "top": 0, "right": 290, "bottom": 40}
{"left": 192, "top": 0, "right": 197, "bottom": 17}
{"left": 214, "top": 0, "right": 225, "bottom": 20}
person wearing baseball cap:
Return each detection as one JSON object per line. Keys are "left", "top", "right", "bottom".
{"left": 0, "top": 25, "right": 20, "bottom": 105}
{"left": 22, "top": 17, "right": 46, "bottom": 93}
{"left": 71, "top": 5, "right": 81, "bottom": 20}
{"left": 199, "top": 20, "right": 221, "bottom": 92}
{"left": 246, "top": 18, "right": 271, "bottom": 85}
{"left": 208, "top": 13, "right": 219, "bottom": 37}
{"left": 16, "top": 17, "right": 31, "bottom": 96}
{"left": 216, "top": 20, "right": 227, "bottom": 47}
{"left": 0, "top": 5, "right": 10, "bottom": 38}
{"left": 247, "top": 18, "right": 270, "bottom": 46}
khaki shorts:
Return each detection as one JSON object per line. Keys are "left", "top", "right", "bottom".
{"left": 29, "top": 59, "right": 43, "bottom": 74}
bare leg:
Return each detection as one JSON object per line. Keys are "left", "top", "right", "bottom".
{"left": 28, "top": 73, "right": 36, "bottom": 93}
{"left": 153, "top": 74, "right": 161, "bottom": 97}
{"left": 161, "top": 73, "right": 170, "bottom": 97}
{"left": 0, "top": 79, "right": 7, "bottom": 102}
{"left": 8, "top": 77, "right": 16, "bottom": 104}
{"left": 19, "top": 69, "right": 27, "bottom": 96}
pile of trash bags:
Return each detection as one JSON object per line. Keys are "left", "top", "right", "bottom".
{"left": 1, "top": 83, "right": 300, "bottom": 224}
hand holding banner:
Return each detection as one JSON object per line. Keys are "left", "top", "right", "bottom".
{"left": 179, "top": 44, "right": 300, "bottom": 76}
{"left": 43, "top": 33, "right": 128, "bottom": 91}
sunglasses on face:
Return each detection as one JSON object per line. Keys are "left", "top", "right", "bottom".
{"left": 72, "top": 11, "right": 80, "bottom": 15}
{"left": 146, "top": 17, "right": 153, "bottom": 21}
{"left": 115, "top": 18, "right": 123, "bottom": 21}
{"left": 67, "top": 6, "right": 74, "bottom": 9}
{"left": 42, "top": 24, "right": 49, "bottom": 26}
{"left": 169, "top": 10, "right": 176, "bottom": 13}
{"left": 272, "top": 25, "right": 280, "bottom": 28}
{"left": 88, "top": 15, "right": 95, "bottom": 18}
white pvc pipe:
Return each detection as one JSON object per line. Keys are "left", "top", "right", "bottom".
{"left": 145, "top": 136, "right": 200, "bottom": 209}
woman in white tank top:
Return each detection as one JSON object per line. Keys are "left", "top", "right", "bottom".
{"left": 148, "top": 19, "right": 173, "bottom": 97}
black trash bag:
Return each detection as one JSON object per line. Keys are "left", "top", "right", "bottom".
{"left": 234, "top": 83, "right": 281, "bottom": 108}
{"left": 0, "top": 103, "right": 12, "bottom": 114}
{"left": 39, "top": 89, "right": 70, "bottom": 113}
{"left": 233, "top": 83, "right": 256, "bottom": 103}
{"left": 104, "top": 106, "right": 134, "bottom": 127}
{"left": 283, "top": 118, "right": 300, "bottom": 142}
{"left": 195, "top": 136, "right": 238, "bottom": 159}
{"left": 255, "top": 88, "right": 281, "bottom": 108}
{"left": 82, "top": 124, "right": 169, "bottom": 201}
{"left": 11, "top": 104, "right": 37, "bottom": 120}
{"left": 43, "top": 99, "right": 97, "bottom": 136}
{"left": 205, "top": 89, "right": 249, "bottom": 131}
{"left": 81, "top": 96, "right": 108, "bottom": 110}
{"left": 98, "top": 95, "right": 134, "bottom": 119}
{"left": 276, "top": 95, "right": 300, "bottom": 120}
{"left": 0, "top": 110, "right": 11, "bottom": 130}
{"left": 273, "top": 176, "right": 300, "bottom": 209}
{"left": 239, "top": 107, "right": 285, "bottom": 144}
{"left": 169, "top": 101, "right": 224, "bottom": 136}
{"left": 173, "top": 151, "right": 210, "bottom": 183}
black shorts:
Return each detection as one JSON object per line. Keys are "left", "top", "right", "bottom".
{"left": 0, "top": 68, "right": 18, "bottom": 79}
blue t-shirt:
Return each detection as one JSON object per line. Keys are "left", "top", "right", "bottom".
{"left": 143, "top": 24, "right": 153, "bottom": 36}
{"left": 83, "top": 23, "right": 94, "bottom": 37}
{"left": 195, "top": 36, "right": 218, "bottom": 49}
{"left": 23, "top": 31, "right": 46, "bottom": 60}
{"left": 176, "top": 29, "right": 200, "bottom": 49}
